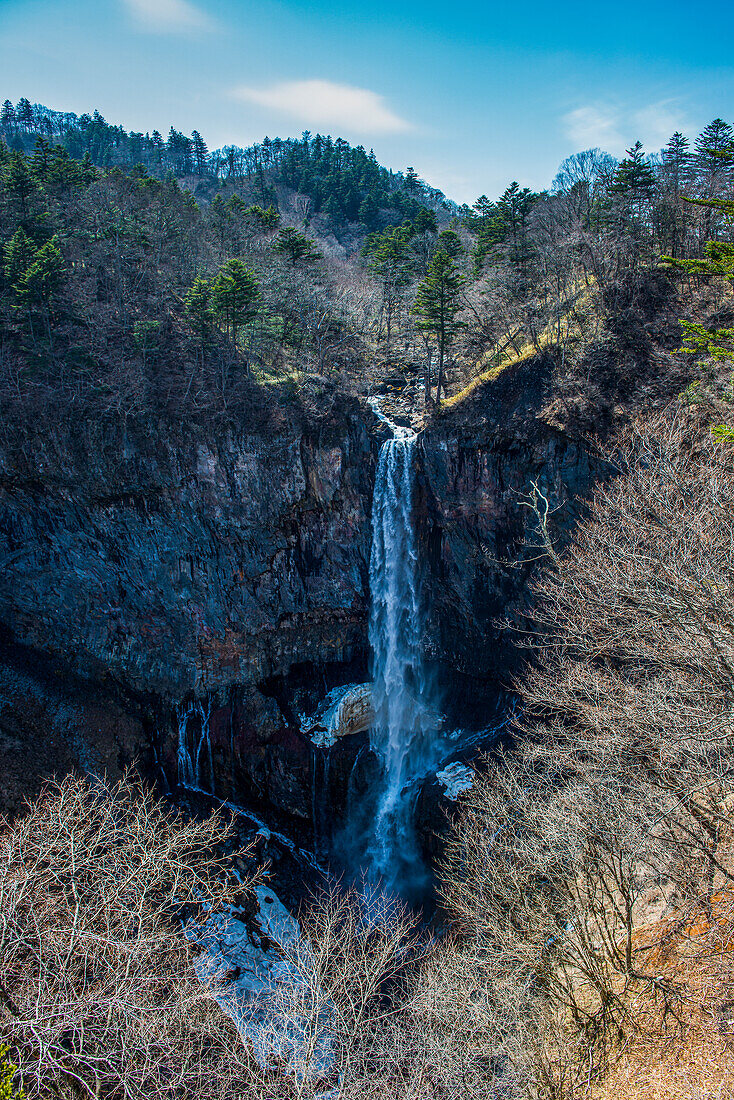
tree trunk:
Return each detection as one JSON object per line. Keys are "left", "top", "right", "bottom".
{"left": 424, "top": 346, "right": 432, "bottom": 406}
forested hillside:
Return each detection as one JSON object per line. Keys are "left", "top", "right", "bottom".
{"left": 2, "top": 97, "right": 733, "bottom": 455}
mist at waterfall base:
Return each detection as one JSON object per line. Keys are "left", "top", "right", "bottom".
{"left": 334, "top": 405, "right": 448, "bottom": 905}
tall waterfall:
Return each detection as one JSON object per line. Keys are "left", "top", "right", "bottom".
{"left": 365, "top": 401, "right": 436, "bottom": 896}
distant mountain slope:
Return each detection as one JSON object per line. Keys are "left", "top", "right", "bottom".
{"left": 0, "top": 97, "right": 452, "bottom": 241}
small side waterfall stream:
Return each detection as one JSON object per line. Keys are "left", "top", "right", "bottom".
{"left": 364, "top": 400, "right": 438, "bottom": 896}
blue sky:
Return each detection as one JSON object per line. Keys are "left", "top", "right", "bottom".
{"left": 1, "top": 0, "right": 733, "bottom": 203}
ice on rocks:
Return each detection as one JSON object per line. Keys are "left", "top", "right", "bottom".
{"left": 193, "top": 885, "right": 336, "bottom": 1082}
{"left": 302, "top": 683, "right": 373, "bottom": 748}
{"left": 435, "top": 761, "right": 474, "bottom": 800}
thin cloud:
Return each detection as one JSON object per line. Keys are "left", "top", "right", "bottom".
{"left": 122, "top": 0, "right": 217, "bottom": 34}
{"left": 632, "top": 101, "right": 692, "bottom": 149}
{"left": 562, "top": 105, "right": 626, "bottom": 153}
{"left": 563, "top": 100, "right": 691, "bottom": 156}
{"left": 232, "top": 80, "right": 411, "bottom": 135}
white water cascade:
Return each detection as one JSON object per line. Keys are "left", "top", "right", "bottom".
{"left": 177, "top": 698, "right": 214, "bottom": 793}
{"left": 365, "top": 400, "right": 438, "bottom": 896}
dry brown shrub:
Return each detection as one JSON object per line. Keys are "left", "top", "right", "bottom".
{"left": 0, "top": 773, "right": 261, "bottom": 1100}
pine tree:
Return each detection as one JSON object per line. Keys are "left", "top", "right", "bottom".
{"left": 413, "top": 207, "right": 438, "bottom": 235}
{"left": 663, "top": 132, "right": 692, "bottom": 199}
{"left": 358, "top": 193, "right": 379, "bottom": 228}
{"left": 184, "top": 275, "right": 213, "bottom": 357}
{"left": 211, "top": 259, "right": 260, "bottom": 346}
{"left": 404, "top": 167, "right": 420, "bottom": 195}
{"left": 15, "top": 97, "right": 33, "bottom": 133}
{"left": 1, "top": 100, "right": 16, "bottom": 131}
{"left": 272, "top": 226, "right": 321, "bottom": 266}
{"left": 31, "top": 136, "right": 52, "bottom": 179}
{"left": 3, "top": 227, "right": 36, "bottom": 289}
{"left": 151, "top": 130, "right": 164, "bottom": 165}
{"left": 15, "top": 236, "right": 65, "bottom": 309}
{"left": 245, "top": 204, "right": 281, "bottom": 232}
{"left": 366, "top": 225, "right": 414, "bottom": 349}
{"left": 191, "top": 130, "right": 208, "bottom": 175}
{"left": 659, "top": 132, "right": 693, "bottom": 257}
{"left": 695, "top": 119, "right": 733, "bottom": 190}
{"left": 438, "top": 229, "right": 462, "bottom": 258}
{"left": 412, "top": 248, "right": 466, "bottom": 403}
{"left": 496, "top": 182, "right": 537, "bottom": 274}
{"left": 664, "top": 193, "right": 734, "bottom": 366}
{"left": 3, "top": 151, "right": 37, "bottom": 224}
{"left": 693, "top": 119, "right": 734, "bottom": 238}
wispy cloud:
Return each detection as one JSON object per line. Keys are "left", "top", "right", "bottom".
{"left": 562, "top": 100, "right": 692, "bottom": 156}
{"left": 232, "top": 80, "right": 412, "bottom": 135}
{"left": 122, "top": 0, "right": 217, "bottom": 34}
{"left": 563, "top": 105, "right": 626, "bottom": 154}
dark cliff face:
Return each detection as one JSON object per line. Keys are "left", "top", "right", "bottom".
{"left": 0, "top": 416, "right": 374, "bottom": 697}
{"left": 418, "top": 356, "right": 602, "bottom": 723}
{"left": 0, "top": 403, "right": 376, "bottom": 814}
{"left": 0, "top": 361, "right": 604, "bottom": 830}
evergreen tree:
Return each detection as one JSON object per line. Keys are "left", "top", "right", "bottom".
{"left": 366, "top": 225, "right": 414, "bottom": 349}
{"left": 663, "top": 132, "right": 692, "bottom": 199}
{"left": 15, "top": 235, "right": 65, "bottom": 309}
{"left": 659, "top": 132, "right": 693, "bottom": 256}
{"left": 16, "top": 97, "right": 33, "bottom": 133}
{"left": 497, "top": 182, "right": 537, "bottom": 274}
{"left": 665, "top": 193, "right": 734, "bottom": 364}
{"left": 3, "top": 226, "right": 36, "bottom": 289}
{"left": 191, "top": 131, "right": 209, "bottom": 175}
{"left": 404, "top": 167, "right": 420, "bottom": 195}
{"left": 184, "top": 275, "right": 213, "bottom": 356}
{"left": 3, "top": 151, "right": 37, "bottom": 224}
{"left": 609, "top": 142, "right": 656, "bottom": 245}
{"left": 1, "top": 101, "right": 16, "bottom": 130}
{"left": 413, "top": 207, "right": 438, "bottom": 234}
{"left": 695, "top": 119, "right": 734, "bottom": 189}
{"left": 245, "top": 203, "right": 281, "bottom": 232}
{"left": 412, "top": 247, "right": 466, "bottom": 402}
{"left": 438, "top": 228, "right": 462, "bottom": 258}
{"left": 358, "top": 193, "right": 379, "bottom": 228}
{"left": 31, "top": 136, "right": 52, "bottom": 178}
{"left": 272, "top": 226, "right": 321, "bottom": 266}
{"left": 211, "top": 259, "right": 260, "bottom": 345}
{"left": 694, "top": 119, "right": 734, "bottom": 238}
{"left": 151, "top": 130, "right": 165, "bottom": 165}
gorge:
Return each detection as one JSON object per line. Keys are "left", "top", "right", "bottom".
{"left": 0, "top": 350, "right": 599, "bottom": 904}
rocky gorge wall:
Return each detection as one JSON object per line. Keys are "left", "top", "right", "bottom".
{"left": 0, "top": 359, "right": 602, "bottom": 836}
{"left": 419, "top": 363, "right": 600, "bottom": 720}
{"left": 0, "top": 401, "right": 376, "bottom": 814}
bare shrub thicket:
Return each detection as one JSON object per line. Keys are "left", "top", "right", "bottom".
{"left": 238, "top": 882, "right": 422, "bottom": 1100}
{"left": 0, "top": 775, "right": 260, "bottom": 1100}
{"left": 0, "top": 777, "right": 427, "bottom": 1100}
{"left": 433, "top": 415, "right": 734, "bottom": 1098}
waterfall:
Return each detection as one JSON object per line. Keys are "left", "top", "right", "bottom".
{"left": 177, "top": 699, "right": 214, "bottom": 793}
{"left": 365, "top": 401, "right": 436, "bottom": 896}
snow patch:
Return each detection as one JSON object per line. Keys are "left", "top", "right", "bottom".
{"left": 302, "top": 683, "right": 373, "bottom": 748}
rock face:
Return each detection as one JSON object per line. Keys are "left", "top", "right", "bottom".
{"left": 0, "top": 358, "right": 603, "bottom": 838}
{"left": 0, "top": 400, "right": 377, "bottom": 815}
{"left": 418, "top": 356, "right": 601, "bottom": 721}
